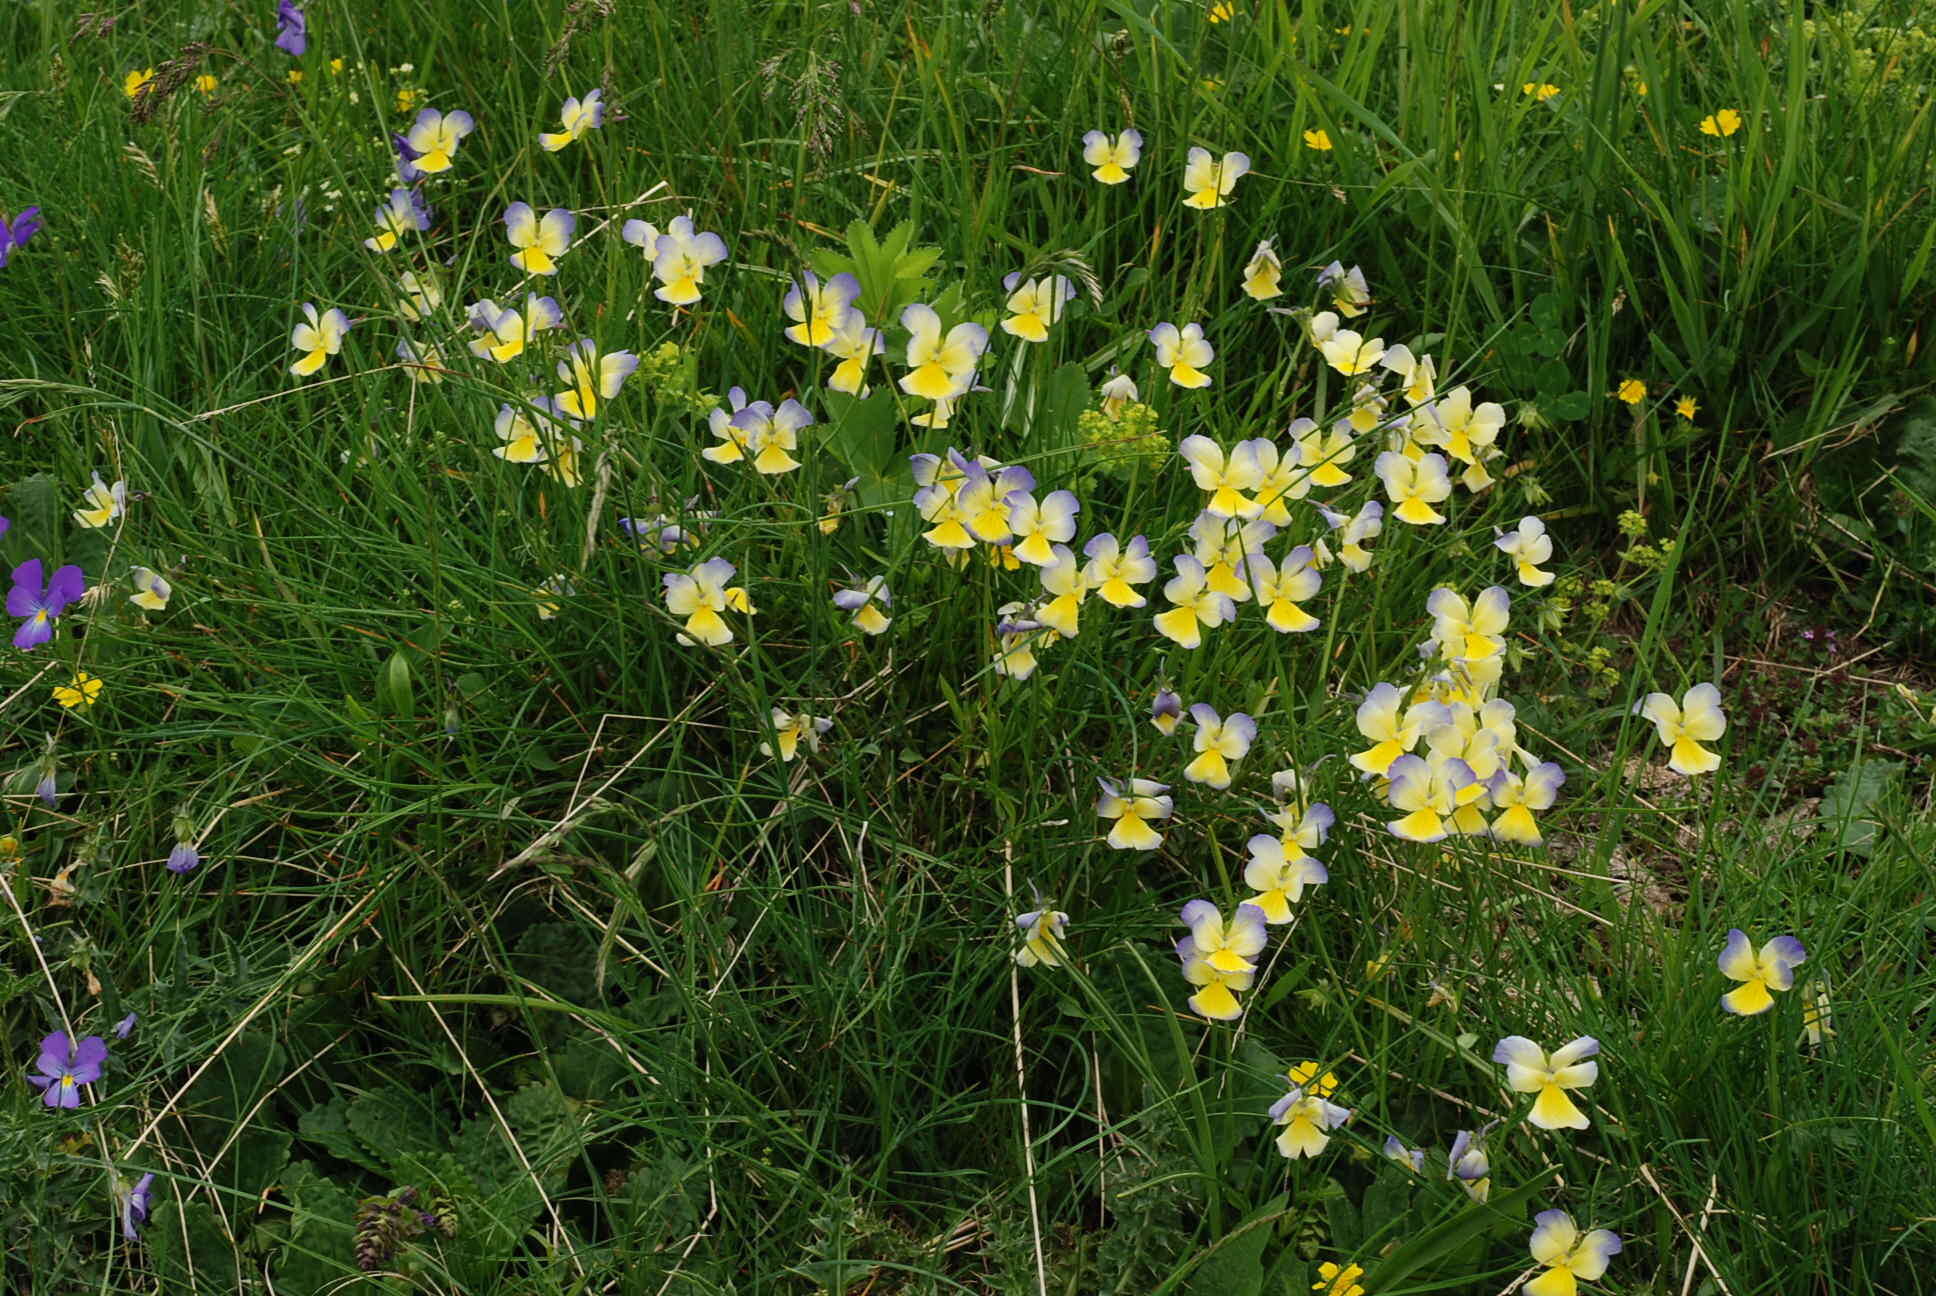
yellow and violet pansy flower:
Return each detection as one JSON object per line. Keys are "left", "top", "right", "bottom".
{"left": 1000, "top": 273, "right": 1076, "bottom": 343}
{"left": 1181, "top": 147, "right": 1251, "bottom": 209}
{"left": 1316, "top": 261, "right": 1372, "bottom": 316}
{"left": 647, "top": 215, "right": 729, "bottom": 305}
{"left": 1082, "top": 533, "right": 1156, "bottom": 608}
{"left": 1496, "top": 516, "right": 1556, "bottom": 586}
{"left": 761, "top": 707, "right": 832, "bottom": 763}
{"left": 1317, "top": 324, "right": 1386, "bottom": 376}
{"left": 1425, "top": 586, "right": 1511, "bottom": 662}
{"left": 492, "top": 401, "right": 574, "bottom": 480}
{"left": 1014, "top": 907, "right": 1070, "bottom": 968}
{"left": 129, "top": 567, "right": 172, "bottom": 611}
{"left": 832, "top": 575, "right": 892, "bottom": 635}
{"left": 1637, "top": 682, "right": 1726, "bottom": 775}
{"left": 397, "top": 270, "right": 444, "bottom": 321}
{"left": 1177, "top": 435, "right": 1260, "bottom": 517}
{"left": 364, "top": 188, "right": 430, "bottom": 253}
{"left": 1800, "top": 980, "right": 1833, "bottom": 1045}
{"left": 1081, "top": 127, "right": 1143, "bottom": 184}
{"left": 1035, "top": 545, "right": 1089, "bottom": 637}
{"left": 732, "top": 395, "right": 813, "bottom": 475}
{"left": 1183, "top": 704, "right": 1255, "bottom": 789}
{"left": 1489, "top": 761, "right": 1565, "bottom": 845}
{"left": 1149, "top": 321, "right": 1214, "bottom": 387}
{"left": 1176, "top": 900, "right": 1268, "bottom": 1020}
{"left": 1239, "top": 430, "right": 1316, "bottom": 519}
{"left": 53, "top": 670, "right": 103, "bottom": 710}
{"left": 73, "top": 473, "right": 127, "bottom": 529}
{"left": 1241, "top": 240, "right": 1283, "bottom": 301}
{"left": 662, "top": 557, "right": 752, "bottom": 648}
{"left": 1006, "top": 490, "right": 1080, "bottom": 566}
{"left": 290, "top": 302, "right": 351, "bottom": 376}
{"left": 395, "top": 337, "right": 447, "bottom": 382}
{"left": 991, "top": 602, "right": 1050, "bottom": 680}
{"left": 1350, "top": 682, "right": 1448, "bottom": 776}
{"left": 1417, "top": 385, "right": 1505, "bottom": 467}
{"left": 1243, "top": 832, "right": 1328, "bottom": 922}
{"left": 533, "top": 574, "right": 571, "bottom": 620}
{"left": 467, "top": 294, "right": 563, "bottom": 363}
{"left": 1246, "top": 545, "right": 1322, "bottom": 633}
{"left": 1383, "top": 1136, "right": 1425, "bottom": 1174}
{"left": 504, "top": 202, "right": 574, "bottom": 276}
{"left": 1289, "top": 418, "right": 1357, "bottom": 490}
{"left": 1098, "top": 370, "right": 1139, "bottom": 416}
{"left": 1380, "top": 343, "right": 1437, "bottom": 405}
{"left": 783, "top": 271, "right": 861, "bottom": 347}
{"left": 1526, "top": 1211, "right": 1621, "bottom": 1296}
{"left": 551, "top": 339, "right": 639, "bottom": 420}
{"left": 1189, "top": 510, "right": 1273, "bottom": 601}
{"left": 899, "top": 303, "right": 988, "bottom": 400}
{"left": 821, "top": 312, "right": 885, "bottom": 395}
{"left": 1270, "top": 1084, "right": 1350, "bottom": 1159}
{"left": 402, "top": 108, "right": 476, "bottom": 174}
{"left": 1374, "top": 449, "right": 1453, "bottom": 524}
{"left": 538, "top": 88, "right": 604, "bottom": 152}
{"left": 1718, "top": 929, "right": 1806, "bottom": 1016}
{"left": 1154, "top": 555, "right": 1236, "bottom": 649}
{"left": 1096, "top": 777, "right": 1173, "bottom": 851}
{"left": 1151, "top": 688, "right": 1182, "bottom": 735}
{"left": 1492, "top": 1034, "right": 1599, "bottom": 1130}
{"left": 1447, "top": 1125, "right": 1493, "bottom": 1201}
{"left": 1384, "top": 752, "right": 1477, "bottom": 842}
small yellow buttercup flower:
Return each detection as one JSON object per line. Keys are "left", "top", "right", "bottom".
{"left": 1675, "top": 395, "right": 1698, "bottom": 420}
{"left": 1313, "top": 1262, "right": 1366, "bottom": 1296}
{"left": 1615, "top": 378, "right": 1646, "bottom": 405}
{"left": 124, "top": 68, "right": 157, "bottom": 99}
{"left": 1699, "top": 108, "right": 1743, "bottom": 137}
{"left": 1302, "top": 128, "right": 1333, "bottom": 151}
{"left": 194, "top": 74, "right": 219, "bottom": 95}
{"left": 1522, "top": 82, "right": 1561, "bottom": 101}
{"left": 53, "top": 671, "right": 103, "bottom": 710}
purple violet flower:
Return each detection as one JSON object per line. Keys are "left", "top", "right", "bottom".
{"left": 274, "top": 0, "right": 308, "bottom": 56}
{"left": 27, "top": 1031, "right": 107, "bottom": 1108}
{"left": 8, "top": 559, "right": 86, "bottom": 650}
{"left": 166, "top": 842, "right": 201, "bottom": 874}
{"left": 114, "top": 1012, "right": 138, "bottom": 1039}
{"left": 122, "top": 1172, "right": 155, "bottom": 1240}
{"left": 0, "top": 208, "right": 39, "bottom": 269}
{"left": 392, "top": 133, "right": 425, "bottom": 185}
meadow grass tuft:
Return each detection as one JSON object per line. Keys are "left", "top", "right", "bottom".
{"left": 1, "top": 0, "right": 1933, "bottom": 1291}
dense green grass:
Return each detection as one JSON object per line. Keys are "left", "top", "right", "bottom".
{"left": 1, "top": 0, "right": 1933, "bottom": 1292}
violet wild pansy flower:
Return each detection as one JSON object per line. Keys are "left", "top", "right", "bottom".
{"left": 167, "top": 841, "right": 201, "bottom": 874}
{"left": 122, "top": 1172, "right": 156, "bottom": 1241}
{"left": 0, "top": 208, "right": 41, "bottom": 269}
{"left": 274, "top": 0, "right": 308, "bottom": 56}
{"left": 8, "top": 559, "right": 85, "bottom": 650}
{"left": 28, "top": 1031, "right": 107, "bottom": 1108}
